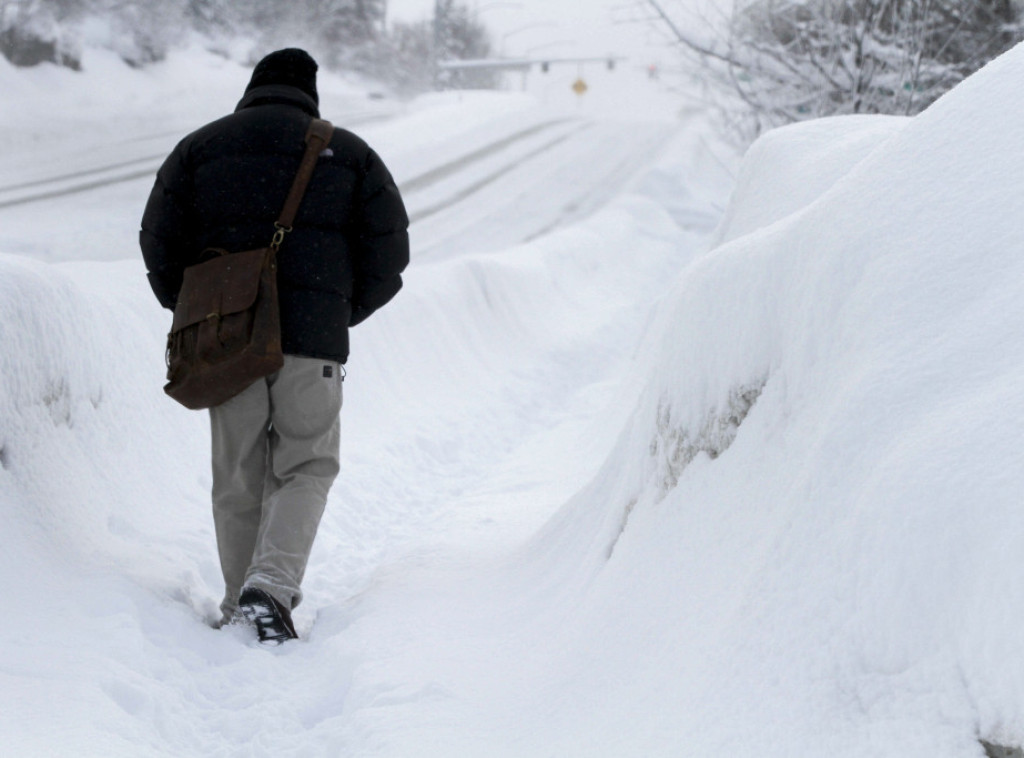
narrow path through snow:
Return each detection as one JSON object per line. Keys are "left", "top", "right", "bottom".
{"left": 0, "top": 74, "right": 728, "bottom": 756}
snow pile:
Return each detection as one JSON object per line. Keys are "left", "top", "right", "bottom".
{"left": 500, "top": 40, "right": 1024, "bottom": 756}
{"left": 710, "top": 113, "right": 909, "bottom": 245}
{"left": 310, "top": 41, "right": 1024, "bottom": 757}
{"left": 0, "top": 37, "right": 389, "bottom": 148}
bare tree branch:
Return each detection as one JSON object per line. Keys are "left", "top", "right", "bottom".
{"left": 643, "top": 0, "right": 1024, "bottom": 142}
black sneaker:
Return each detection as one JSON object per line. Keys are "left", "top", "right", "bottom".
{"left": 237, "top": 587, "right": 298, "bottom": 645}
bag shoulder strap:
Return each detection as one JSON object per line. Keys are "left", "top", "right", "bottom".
{"left": 271, "top": 117, "right": 335, "bottom": 250}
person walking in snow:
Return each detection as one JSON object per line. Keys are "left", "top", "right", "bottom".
{"left": 139, "top": 48, "right": 409, "bottom": 644}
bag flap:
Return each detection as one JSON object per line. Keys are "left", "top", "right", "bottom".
{"left": 171, "top": 248, "right": 270, "bottom": 332}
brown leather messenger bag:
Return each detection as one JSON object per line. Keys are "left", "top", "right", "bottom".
{"left": 163, "top": 117, "right": 335, "bottom": 410}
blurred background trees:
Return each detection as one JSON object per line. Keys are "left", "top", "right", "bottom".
{"left": 0, "top": 0, "right": 90, "bottom": 68}
{"left": 644, "top": 0, "right": 1024, "bottom": 141}
{"left": 431, "top": 0, "right": 499, "bottom": 89}
{"left": 374, "top": 1, "right": 498, "bottom": 94}
{"left": 0, "top": 0, "right": 496, "bottom": 93}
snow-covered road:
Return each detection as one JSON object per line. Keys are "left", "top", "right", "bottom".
{"left": 0, "top": 111, "right": 393, "bottom": 211}
{"left": 0, "top": 102, "right": 678, "bottom": 263}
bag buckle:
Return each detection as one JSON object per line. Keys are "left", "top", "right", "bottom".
{"left": 271, "top": 223, "right": 292, "bottom": 251}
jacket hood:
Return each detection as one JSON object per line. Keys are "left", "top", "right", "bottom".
{"left": 234, "top": 84, "right": 320, "bottom": 117}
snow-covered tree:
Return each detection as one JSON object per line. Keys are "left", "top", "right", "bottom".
{"left": 0, "top": 0, "right": 498, "bottom": 96}
{"left": 0, "top": 0, "right": 85, "bottom": 67}
{"left": 227, "top": 0, "right": 384, "bottom": 68}
{"left": 433, "top": 0, "right": 499, "bottom": 89}
{"left": 0, "top": 0, "right": 191, "bottom": 67}
{"left": 646, "top": 0, "right": 1024, "bottom": 141}
{"left": 376, "top": 18, "right": 434, "bottom": 93}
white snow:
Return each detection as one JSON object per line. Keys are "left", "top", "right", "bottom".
{"left": 1, "top": 37, "right": 1022, "bottom": 758}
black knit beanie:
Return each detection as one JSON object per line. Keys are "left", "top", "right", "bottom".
{"left": 246, "top": 48, "right": 319, "bottom": 104}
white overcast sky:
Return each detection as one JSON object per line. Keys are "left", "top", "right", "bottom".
{"left": 385, "top": 0, "right": 676, "bottom": 63}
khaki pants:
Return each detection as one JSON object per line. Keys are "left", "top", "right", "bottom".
{"left": 210, "top": 355, "right": 343, "bottom": 619}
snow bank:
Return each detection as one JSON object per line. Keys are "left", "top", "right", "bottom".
{"left": 711, "top": 113, "right": 909, "bottom": 245}
{"left": 297, "top": 41, "right": 1024, "bottom": 758}
{"left": 0, "top": 254, "right": 213, "bottom": 601}
{"left": 504, "top": 40, "right": 1024, "bottom": 757}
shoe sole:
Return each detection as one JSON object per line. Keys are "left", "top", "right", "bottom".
{"left": 238, "top": 593, "right": 298, "bottom": 645}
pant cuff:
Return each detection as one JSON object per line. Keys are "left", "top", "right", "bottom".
{"left": 242, "top": 577, "right": 299, "bottom": 611}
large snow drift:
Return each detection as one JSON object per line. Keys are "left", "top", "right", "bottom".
{"left": 500, "top": 40, "right": 1024, "bottom": 757}
{"left": 325, "top": 42, "right": 1024, "bottom": 756}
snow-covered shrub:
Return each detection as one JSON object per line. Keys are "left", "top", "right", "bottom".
{"left": 0, "top": 1, "right": 81, "bottom": 68}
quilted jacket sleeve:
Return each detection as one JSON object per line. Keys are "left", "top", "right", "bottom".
{"left": 349, "top": 148, "right": 410, "bottom": 327}
{"left": 139, "top": 144, "right": 194, "bottom": 310}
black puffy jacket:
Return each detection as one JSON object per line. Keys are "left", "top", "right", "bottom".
{"left": 139, "top": 84, "right": 409, "bottom": 363}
